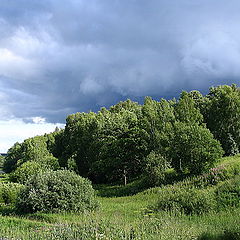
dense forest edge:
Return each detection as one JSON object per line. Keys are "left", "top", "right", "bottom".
{"left": 0, "top": 84, "right": 240, "bottom": 239}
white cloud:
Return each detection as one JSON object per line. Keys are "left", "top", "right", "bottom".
{"left": 0, "top": 48, "right": 38, "bottom": 80}
{"left": 0, "top": 118, "right": 64, "bottom": 153}
{"left": 31, "top": 116, "right": 46, "bottom": 124}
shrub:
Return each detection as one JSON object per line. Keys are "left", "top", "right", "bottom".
{"left": 219, "top": 156, "right": 240, "bottom": 179}
{"left": 0, "top": 182, "right": 23, "bottom": 204}
{"left": 154, "top": 186, "right": 216, "bottom": 215}
{"left": 215, "top": 176, "right": 240, "bottom": 209}
{"left": 40, "top": 156, "right": 60, "bottom": 170}
{"left": 16, "top": 170, "right": 99, "bottom": 213}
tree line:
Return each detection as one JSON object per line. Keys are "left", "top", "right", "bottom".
{"left": 3, "top": 84, "right": 240, "bottom": 185}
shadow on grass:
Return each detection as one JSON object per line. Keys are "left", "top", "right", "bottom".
{"left": 0, "top": 204, "right": 57, "bottom": 223}
{"left": 94, "top": 178, "right": 149, "bottom": 197}
{"left": 198, "top": 230, "right": 240, "bottom": 240}
{"left": 0, "top": 204, "right": 16, "bottom": 216}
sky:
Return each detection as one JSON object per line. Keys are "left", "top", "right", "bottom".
{"left": 0, "top": 0, "right": 240, "bottom": 152}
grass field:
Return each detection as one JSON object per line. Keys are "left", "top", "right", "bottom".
{"left": 0, "top": 155, "right": 240, "bottom": 239}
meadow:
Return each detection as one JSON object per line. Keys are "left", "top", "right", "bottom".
{"left": 0, "top": 155, "right": 240, "bottom": 240}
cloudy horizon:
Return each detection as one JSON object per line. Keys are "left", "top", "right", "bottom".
{"left": 0, "top": 0, "right": 240, "bottom": 151}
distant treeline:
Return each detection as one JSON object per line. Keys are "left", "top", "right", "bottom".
{"left": 3, "top": 84, "right": 240, "bottom": 184}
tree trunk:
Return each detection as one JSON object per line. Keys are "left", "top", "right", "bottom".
{"left": 123, "top": 169, "right": 127, "bottom": 186}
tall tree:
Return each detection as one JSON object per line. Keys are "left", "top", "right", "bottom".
{"left": 174, "top": 91, "right": 203, "bottom": 125}
{"left": 62, "top": 112, "right": 100, "bottom": 177}
{"left": 95, "top": 106, "right": 148, "bottom": 184}
{"left": 170, "top": 122, "right": 223, "bottom": 175}
{"left": 141, "top": 97, "right": 175, "bottom": 155}
{"left": 3, "top": 142, "right": 23, "bottom": 173}
{"left": 205, "top": 84, "right": 240, "bottom": 155}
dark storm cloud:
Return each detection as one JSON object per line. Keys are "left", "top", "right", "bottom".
{"left": 0, "top": 0, "right": 240, "bottom": 122}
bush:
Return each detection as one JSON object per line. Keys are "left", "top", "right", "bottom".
{"left": 0, "top": 182, "right": 23, "bottom": 205}
{"left": 40, "top": 156, "right": 60, "bottom": 170}
{"left": 219, "top": 156, "right": 240, "bottom": 179}
{"left": 215, "top": 176, "right": 240, "bottom": 209}
{"left": 16, "top": 170, "right": 99, "bottom": 213}
{"left": 183, "top": 166, "right": 230, "bottom": 189}
{"left": 154, "top": 186, "right": 216, "bottom": 215}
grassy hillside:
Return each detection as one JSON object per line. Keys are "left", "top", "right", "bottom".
{"left": 0, "top": 194, "right": 240, "bottom": 239}
{"left": 0, "top": 155, "right": 240, "bottom": 239}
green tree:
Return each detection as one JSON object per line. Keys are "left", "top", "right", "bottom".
{"left": 20, "top": 136, "right": 50, "bottom": 164}
{"left": 10, "top": 161, "right": 44, "bottom": 184}
{"left": 141, "top": 97, "right": 175, "bottom": 155}
{"left": 3, "top": 142, "right": 22, "bottom": 173}
{"left": 144, "top": 151, "right": 171, "bottom": 186}
{"left": 95, "top": 108, "right": 148, "bottom": 184}
{"left": 0, "top": 155, "right": 5, "bottom": 168}
{"left": 4, "top": 135, "right": 58, "bottom": 173}
{"left": 45, "top": 128, "right": 65, "bottom": 159}
{"left": 174, "top": 91, "right": 203, "bottom": 125}
{"left": 62, "top": 112, "right": 100, "bottom": 177}
{"left": 170, "top": 122, "right": 224, "bottom": 175}
{"left": 205, "top": 84, "right": 240, "bottom": 155}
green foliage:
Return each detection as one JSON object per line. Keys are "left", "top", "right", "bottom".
{"left": 41, "top": 155, "right": 60, "bottom": 170}
{"left": 205, "top": 84, "right": 240, "bottom": 155}
{"left": 218, "top": 155, "right": 240, "bottom": 178}
{"left": 170, "top": 122, "right": 224, "bottom": 174}
{"left": 141, "top": 97, "right": 175, "bottom": 154}
{"left": 4, "top": 135, "right": 60, "bottom": 175}
{"left": 19, "top": 136, "right": 52, "bottom": 165}
{"left": 0, "top": 155, "right": 5, "bottom": 167}
{"left": 62, "top": 111, "right": 101, "bottom": 178}
{"left": 10, "top": 161, "right": 44, "bottom": 184}
{"left": 16, "top": 170, "right": 99, "bottom": 213}
{"left": 95, "top": 178, "right": 148, "bottom": 197}
{"left": 1, "top": 173, "right": 240, "bottom": 239}
{"left": 67, "top": 156, "right": 78, "bottom": 172}
{"left": 3, "top": 142, "right": 22, "bottom": 173}
{"left": 0, "top": 208, "right": 240, "bottom": 240}
{"left": 3, "top": 84, "right": 239, "bottom": 186}
{"left": 154, "top": 186, "right": 216, "bottom": 215}
{"left": 0, "top": 182, "right": 23, "bottom": 204}
{"left": 216, "top": 176, "right": 240, "bottom": 209}
{"left": 61, "top": 100, "right": 148, "bottom": 183}
{"left": 175, "top": 91, "right": 203, "bottom": 124}
{"left": 96, "top": 109, "right": 148, "bottom": 183}
{"left": 144, "top": 151, "right": 171, "bottom": 186}
{"left": 198, "top": 230, "right": 240, "bottom": 240}
{"left": 45, "top": 128, "right": 64, "bottom": 157}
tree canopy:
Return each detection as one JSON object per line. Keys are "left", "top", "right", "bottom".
{"left": 5, "top": 84, "right": 240, "bottom": 185}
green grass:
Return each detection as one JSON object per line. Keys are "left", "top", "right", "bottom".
{"left": 0, "top": 154, "right": 239, "bottom": 239}
{"left": 0, "top": 198, "right": 239, "bottom": 239}
{"left": 1, "top": 185, "right": 240, "bottom": 239}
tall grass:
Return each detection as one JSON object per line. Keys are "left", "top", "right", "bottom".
{"left": 0, "top": 155, "right": 239, "bottom": 239}
{"left": 0, "top": 207, "right": 239, "bottom": 239}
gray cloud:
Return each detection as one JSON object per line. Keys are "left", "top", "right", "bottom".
{"left": 0, "top": 0, "right": 239, "bottom": 122}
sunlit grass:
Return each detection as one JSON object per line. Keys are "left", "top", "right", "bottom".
{"left": 0, "top": 155, "right": 239, "bottom": 239}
